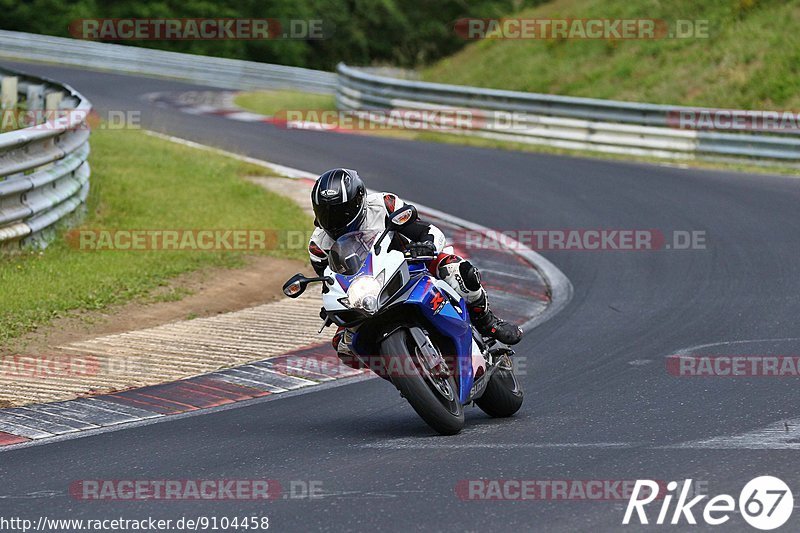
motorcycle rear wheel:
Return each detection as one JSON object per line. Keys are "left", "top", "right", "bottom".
{"left": 475, "top": 356, "right": 524, "bottom": 417}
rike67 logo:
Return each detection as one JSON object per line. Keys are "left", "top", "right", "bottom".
{"left": 623, "top": 476, "right": 793, "bottom": 530}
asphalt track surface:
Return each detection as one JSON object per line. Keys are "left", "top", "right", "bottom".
{"left": 2, "top": 62, "right": 800, "bottom": 532}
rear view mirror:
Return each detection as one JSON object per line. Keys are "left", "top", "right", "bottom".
{"left": 389, "top": 205, "right": 417, "bottom": 228}
{"left": 283, "top": 273, "right": 308, "bottom": 298}
{"left": 376, "top": 206, "right": 418, "bottom": 255}
{"left": 283, "top": 273, "right": 332, "bottom": 297}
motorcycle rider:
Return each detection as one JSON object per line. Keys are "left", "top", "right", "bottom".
{"left": 308, "top": 168, "right": 523, "bottom": 351}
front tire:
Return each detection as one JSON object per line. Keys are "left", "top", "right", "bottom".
{"left": 381, "top": 329, "right": 464, "bottom": 435}
{"left": 475, "top": 356, "right": 523, "bottom": 417}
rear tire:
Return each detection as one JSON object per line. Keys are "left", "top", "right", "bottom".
{"left": 381, "top": 329, "right": 464, "bottom": 435}
{"left": 475, "top": 359, "right": 523, "bottom": 418}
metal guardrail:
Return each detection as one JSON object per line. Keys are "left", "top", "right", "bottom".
{"left": 336, "top": 63, "right": 800, "bottom": 163}
{"left": 0, "top": 68, "right": 91, "bottom": 249}
{"left": 0, "top": 30, "right": 336, "bottom": 94}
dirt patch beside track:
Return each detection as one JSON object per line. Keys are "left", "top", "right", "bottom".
{"left": 5, "top": 255, "right": 309, "bottom": 357}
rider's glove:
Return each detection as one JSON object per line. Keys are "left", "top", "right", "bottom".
{"left": 406, "top": 241, "right": 437, "bottom": 259}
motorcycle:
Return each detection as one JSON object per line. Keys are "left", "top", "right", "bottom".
{"left": 282, "top": 205, "right": 523, "bottom": 435}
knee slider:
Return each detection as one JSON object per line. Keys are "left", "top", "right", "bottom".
{"left": 458, "top": 261, "right": 482, "bottom": 292}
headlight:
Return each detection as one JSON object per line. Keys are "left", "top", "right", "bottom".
{"left": 346, "top": 272, "right": 384, "bottom": 314}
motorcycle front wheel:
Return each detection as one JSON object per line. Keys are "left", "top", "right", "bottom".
{"left": 380, "top": 329, "right": 464, "bottom": 435}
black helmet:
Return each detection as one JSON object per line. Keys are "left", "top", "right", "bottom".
{"left": 311, "top": 168, "right": 367, "bottom": 238}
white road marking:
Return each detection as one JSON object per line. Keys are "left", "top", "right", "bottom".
{"left": 359, "top": 440, "right": 635, "bottom": 450}
{"left": 225, "top": 111, "right": 270, "bottom": 122}
{"left": 664, "top": 418, "right": 800, "bottom": 450}
{"left": 662, "top": 337, "right": 800, "bottom": 449}
{"left": 669, "top": 337, "right": 800, "bottom": 357}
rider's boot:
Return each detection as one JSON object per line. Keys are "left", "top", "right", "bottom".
{"left": 437, "top": 256, "right": 523, "bottom": 345}
{"left": 332, "top": 327, "right": 363, "bottom": 369}
{"left": 469, "top": 291, "right": 523, "bottom": 345}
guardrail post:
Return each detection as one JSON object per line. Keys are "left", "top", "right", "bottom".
{"left": 1, "top": 76, "right": 18, "bottom": 109}
{"left": 44, "top": 91, "right": 63, "bottom": 111}
{"left": 26, "top": 84, "right": 45, "bottom": 111}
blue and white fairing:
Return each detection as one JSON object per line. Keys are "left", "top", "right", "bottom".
{"left": 321, "top": 230, "right": 477, "bottom": 404}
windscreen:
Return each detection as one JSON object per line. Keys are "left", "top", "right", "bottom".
{"left": 328, "top": 230, "right": 381, "bottom": 276}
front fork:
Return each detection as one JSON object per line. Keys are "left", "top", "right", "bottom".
{"left": 353, "top": 326, "right": 451, "bottom": 383}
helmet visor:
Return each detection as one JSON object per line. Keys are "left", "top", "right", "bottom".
{"left": 315, "top": 198, "right": 364, "bottom": 234}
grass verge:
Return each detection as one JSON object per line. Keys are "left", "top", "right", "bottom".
{"left": 0, "top": 127, "right": 311, "bottom": 343}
